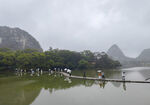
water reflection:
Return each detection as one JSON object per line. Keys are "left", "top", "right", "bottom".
{"left": 123, "top": 82, "right": 126, "bottom": 91}
{"left": 111, "top": 82, "right": 121, "bottom": 88}
{"left": 0, "top": 77, "right": 41, "bottom": 105}
{"left": 122, "top": 67, "right": 150, "bottom": 81}
{"left": 64, "top": 77, "right": 72, "bottom": 83}
{"left": 1, "top": 67, "right": 150, "bottom": 105}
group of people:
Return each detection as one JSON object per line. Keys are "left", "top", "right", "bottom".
{"left": 83, "top": 70, "right": 126, "bottom": 81}
{"left": 16, "top": 67, "right": 126, "bottom": 81}
{"left": 64, "top": 68, "right": 72, "bottom": 76}
{"left": 16, "top": 67, "right": 72, "bottom": 76}
{"left": 98, "top": 71, "right": 126, "bottom": 80}
{"left": 98, "top": 71, "right": 105, "bottom": 79}
{"left": 82, "top": 70, "right": 105, "bottom": 79}
{"left": 97, "top": 70, "right": 126, "bottom": 80}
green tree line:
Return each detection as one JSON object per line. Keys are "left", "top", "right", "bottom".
{"left": 0, "top": 48, "right": 121, "bottom": 71}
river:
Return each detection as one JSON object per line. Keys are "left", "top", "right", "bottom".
{"left": 0, "top": 67, "right": 150, "bottom": 105}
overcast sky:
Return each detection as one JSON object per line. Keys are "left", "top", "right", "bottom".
{"left": 0, "top": 0, "right": 150, "bottom": 57}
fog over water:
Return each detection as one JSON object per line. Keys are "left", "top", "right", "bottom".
{"left": 0, "top": 0, "right": 150, "bottom": 57}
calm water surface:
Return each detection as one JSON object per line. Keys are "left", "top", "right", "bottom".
{"left": 0, "top": 67, "right": 150, "bottom": 105}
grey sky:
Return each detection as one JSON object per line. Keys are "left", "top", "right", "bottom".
{"left": 0, "top": 0, "right": 150, "bottom": 57}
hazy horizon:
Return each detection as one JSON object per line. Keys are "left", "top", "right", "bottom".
{"left": 0, "top": 0, "right": 150, "bottom": 57}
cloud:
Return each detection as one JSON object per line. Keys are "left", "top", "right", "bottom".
{"left": 0, "top": 0, "right": 150, "bottom": 57}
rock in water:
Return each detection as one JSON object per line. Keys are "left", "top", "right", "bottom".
{"left": 0, "top": 26, "right": 43, "bottom": 52}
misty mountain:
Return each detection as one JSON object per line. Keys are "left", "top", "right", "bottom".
{"left": 137, "top": 49, "right": 150, "bottom": 62}
{"left": 0, "top": 26, "right": 43, "bottom": 52}
{"left": 107, "top": 44, "right": 135, "bottom": 63}
{"left": 107, "top": 44, "right": 150, "bottom": 67}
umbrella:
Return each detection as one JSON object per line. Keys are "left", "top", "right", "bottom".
{"left": 97, "top": 70, "right": 102, "bottom": 73}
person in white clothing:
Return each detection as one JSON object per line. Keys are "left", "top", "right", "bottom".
{"left": 122, "top": 72, "right": 125, "bottom": 80}
{"left": 67, "top": 69, "right": 72, "bottom": 76}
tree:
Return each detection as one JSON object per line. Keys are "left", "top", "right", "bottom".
{"left": 81, "top": 50, "right": 95, "bottom": 61}
{"left": 0, "top": 48, "right": 121, "bottom": 71}
{"left": 78, "top": 59, "right": 89, "bottom": 69}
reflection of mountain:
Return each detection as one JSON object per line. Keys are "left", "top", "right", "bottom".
{"left": 0, "top": 74, "right": 96, "bottom": 101}
{"left": 139, "top": 70, "right": 150, "bottom": 79}
{"left": 0, "top": 71, "right": 129, "bottom": 105}
{"left": 107, "top": 44, "right": 150, "bottom": 67}
{"left": 104, "top": 70, "right": 122, "bottom": 79}
{"left": 0, "top": 77, "right": 41, "bottom": 105}
{"left": 122, "top": 67, "right": 150, "bottom": 80}
{"left": 104, "top": 70, "right": 122, "bottom": 88}
{"left": 111, "top": 82, "right": 121, "bottom": 88}
{"left": 125, "top": 67, "right": 150, "bottom": 80}
{"left": 29, "top": 74, "right": 95, "bottom": 92}
{"left": 30, "top": 72, "right": 123, "bottom": 90}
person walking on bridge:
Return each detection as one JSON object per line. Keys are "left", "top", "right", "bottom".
{"left": 122, "top": 72, "right": 125, "bottom": 81}
{"left": 102, "top": 72, "right": 105, "bottom": 79}
{"left": 97, "top": 70, "right": 102, "bottom": 79}
{"left": 67, "top": 69, "right": 72, "bottom": 76}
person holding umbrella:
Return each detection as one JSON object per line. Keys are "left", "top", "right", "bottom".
{"left": 97, "top": 70, "right": 102, "bottom": 79}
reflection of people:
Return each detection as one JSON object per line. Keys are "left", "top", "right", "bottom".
{"left": 41, "top": 70, "right": 43, "bottom": 74}
{"left": 83, "top": 72, "right": 86, "bottom": 78}
{"left": 64, "top": 77, "right": 72, "bottom": 83}
{"left": 122, "top": 72, "right": 125, "bottom": 80}
{"left": 99, "top": 81, "right": 106, "bottom": 88}
{"left": 123, "top": 82, "right": 126, "bottom": 91}
{"left": 49, "top": 69, "right": 51, "bottom": 72}
{"left": 37, "top": 73, "right": 40, "bottom": 76}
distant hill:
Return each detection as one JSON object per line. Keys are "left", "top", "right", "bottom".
{"left": 0, "top": 26, "right": 43, "bottom": 52}
{"left": 136, "top": 48, "right": 150, "bottom": 62}
{"left": 107, "top": 44, "right": 135, "bottom": 63}
{"left": 107, "top": 44, "right": 150, "bottom": 67}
